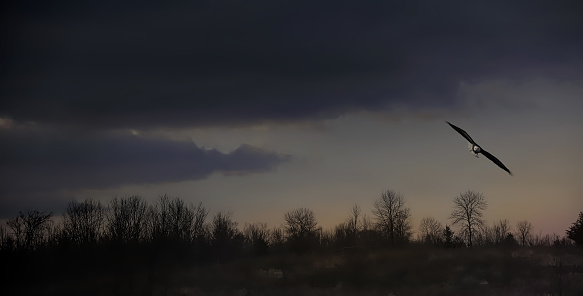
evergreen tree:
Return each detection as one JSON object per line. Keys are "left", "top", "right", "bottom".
{"left": 567, "top": 212, "right": 583, "bottom": 246}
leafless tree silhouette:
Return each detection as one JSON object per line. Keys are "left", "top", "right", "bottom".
{"left": 419, "top": 217, "right": 443, "bottom": 245}
{"left": 284, "top": 207, "right": 318, "bottom": 252}
{"left": 150, "top": 195, "right": 208, "bottom": 243}
{"left": 479, "top": 219, "right": 512, "bottom": 246}
{"left": 493, "top": 219, "right": 511, "bottom": 244}
{"left": 348, "top": 204, "right": 361, "bottom": 239}
{"left": 2, "top": 192, "right": 582, "bottom": 296}
{"left": 335, "top": 205, "right": 363, "bottom": 247}
{"left": 106, "top": 195, "right": 149, "bottom": 243}
{"left": 6, "top": 210, "right": 53, "bottom": 251}
{"left": 515, "top": 220, "right": 533, "bottom": 246}
{"left": 373, "top": 190, "right": 412, "bottom": 246}
{"left": 450, "top": 190, "right": 487, "bottom": 247}
{"left": 269, "top": 226, "right": 285, "bottom": 250}
{"left": 62, "top": 199, "right": 105, "bottom": 246}
{"left": 361, "top": 214, "right": 372, "bottom": 233}
{"left": 284, "top": 208, "right": 318, "bottom": 239}
{"left": 0, "top": 225, "right": 9, "bottom": 251}
{"left": 211, "top": 211, "right": 240, "bottom": 249}
{"left": 243, "top": 222, "right": 269, "bottom": 255}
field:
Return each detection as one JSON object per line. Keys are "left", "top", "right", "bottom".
{"left": 8, "top": 245, "right": 583, "bottom": 296}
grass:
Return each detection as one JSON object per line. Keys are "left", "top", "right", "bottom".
{"left": 10, "top": 245, "right": 583, "bottom": 296}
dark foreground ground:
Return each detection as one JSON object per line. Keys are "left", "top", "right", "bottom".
{"left": 9, "top": 246, "right": 583, "bottom": 296}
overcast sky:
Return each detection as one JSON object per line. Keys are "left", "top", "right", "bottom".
{"left": 1, "top": 0, "right": 582, "bottom": 235}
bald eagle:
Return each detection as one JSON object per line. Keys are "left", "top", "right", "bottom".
{"left": 446, "top": 121, "right": 512, "bottom": 175}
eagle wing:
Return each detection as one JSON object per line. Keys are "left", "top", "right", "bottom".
{"left": 481, "top": 149, "right": 512, "bottom": 175}
{"left": 446, "top": 121, "right": 476, "bottom": 145}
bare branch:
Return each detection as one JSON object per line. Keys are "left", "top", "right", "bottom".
{"left": 449, "top": 190, "right": 487, "bottom": 247}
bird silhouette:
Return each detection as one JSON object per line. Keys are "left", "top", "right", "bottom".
{"left": 446, "top": 121, "right": 512, "bottom": 175}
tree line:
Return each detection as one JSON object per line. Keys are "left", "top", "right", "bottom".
{"left": 2, "top": 189, "right": 582, "bottom": 296}
{"left": 1, "top": 189, "right": 578, "bottom": 261}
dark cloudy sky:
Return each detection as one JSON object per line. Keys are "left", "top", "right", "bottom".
{"left": 1, "top": 0, "right": 582, "bottom": 234}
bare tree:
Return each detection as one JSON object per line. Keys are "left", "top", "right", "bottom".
{"left": 150, "top": 195, "right": 208, "bottom": 243}
{"left": 6, "top": 210, "right": 53, "bottom": 250}
{"left": 395, "top": 207, "right": 413, "bottom": 242}
{"left": 335, "top": 205, "right": 362, "bottom": 247}
{"left": 361, "top": 214, "right": 372, "bottom": 233}
{"left": 419, "top": 217, "right": 443, "bottom": 245}
{"left": 515, "top": 220, "right": 533, "bottom": 246}
{"left": 493, "top": 219, "right": 511, "bottom": 244}
{"left": 46, "top": 222, "right": 62, "bottom": 247}
{"left": 269, "top": 226, "right": 285, "bottom": 249}
{"left": 450, "top": 190, "right": 487, "bottom": 247}
{"left": 360, "top": 214, "right": 376, "bottom": 246}
{"left": 284, "top": 208, "right": 318, "bottom": 240}
{"left": 347, "top": 204, "right": 361, "bottom": 239}
{"left": 106, "top": 195, "right": 149, "bottom": 243}
{"left": 478, "top": 224, "right": 493, "bottom": 245}
{"left": 62, "top": 199, "right": 105, "bottom": 246}
{"left": 334, "top": 222, "right": 353, "bottom": 247}
{"left": 192, "top": 202, "right": 208, "bottom": 242}
{"left": 284, "top": 207, "right": 318, "bottom": 252}
{"left": 372, "top": 189, "right": 412, "bottom": 246}
{"left": 531, "top": 231, "right": 552, "bottom": 247}
{"left": 0, "top": 224, "right": 13, "bottom": 251}
{"left": 479, "top": 219, "right": 512, "bottom": 246}
{"left": 211, "top": 211, "right": 240, "bottom": 247}
{"left": 243, "top": 222, "right": 269, "bottom": 255}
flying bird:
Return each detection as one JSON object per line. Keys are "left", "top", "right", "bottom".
{"left": 446, "top": 121, "right": 512, "bottom": 175}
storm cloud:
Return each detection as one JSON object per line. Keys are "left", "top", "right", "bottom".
{"left": 1, "top": 1, "right": 583, "bottom": 227}
{"left": 2, "top": 1, "right": 582, "bottom": 130}
{"left": 0, "top": 128, "right": 289, "bottom": 216}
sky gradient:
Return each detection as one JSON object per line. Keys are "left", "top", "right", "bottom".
{"left": 2, "top": 1, "right": 583, "bottom": 235}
